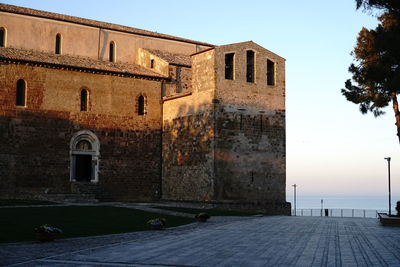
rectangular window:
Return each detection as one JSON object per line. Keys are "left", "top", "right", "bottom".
{"left": 267, "top": 59, "right": 275, "bottom": 86}
{"left": 246, "top": 50, "right": 255, "bottom": 83}
{"left": 225, "top": 53, "right": 234, "bottom": 80}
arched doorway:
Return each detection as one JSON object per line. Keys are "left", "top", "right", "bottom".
{"left": 70, "top": 130, "right": 100, "bottom": 183}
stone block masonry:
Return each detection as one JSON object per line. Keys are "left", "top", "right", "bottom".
{"left": 162, "top": 110, "right": 215, "bottom": 201}
{"left": 0, "top": 63, "right": 163, "bottom": 201}
{"left": 214, "top": 107, "right": 285, "bottom": 202}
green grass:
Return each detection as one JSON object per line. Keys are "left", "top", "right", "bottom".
{"left": 154, "top": 206, "right": 261, "bottom": 216}
{"left": 0, "top": 199, "right": 59, "bottom": 206}
{"left": 0, "top": 206, "right": 194, "bottom": 243}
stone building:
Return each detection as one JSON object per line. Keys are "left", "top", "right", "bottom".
{"left": 0, "top": 4, "right": 289, "bottom": 214}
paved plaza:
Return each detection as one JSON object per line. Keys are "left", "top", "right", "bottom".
{"left": 2, "top": 215, "right": 400, "bottom": 266}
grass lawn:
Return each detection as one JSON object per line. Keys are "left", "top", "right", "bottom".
{"left": 0, "top": 199, "right": 58, "bottom": 206}
{"left": 0, "top": 206, "right": 194, "bottom": 243}
{"left": 154, "top": 206, "right": 260, "bottom": 217}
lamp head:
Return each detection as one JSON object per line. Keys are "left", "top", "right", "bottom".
{"left": 384, "top": 157, "right": 391, "bottom": 161}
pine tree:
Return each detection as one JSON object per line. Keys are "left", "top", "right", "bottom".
{"left": 342, "top": 0, "right": 400, "bottom": 142}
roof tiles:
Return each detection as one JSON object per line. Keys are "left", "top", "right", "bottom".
{"left": 0, "top": 47, "right": 168, "bottom": 79}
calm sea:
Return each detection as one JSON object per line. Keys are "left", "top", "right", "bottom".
{"left": 287, "top": 195, "right": 400, "bottom": 211}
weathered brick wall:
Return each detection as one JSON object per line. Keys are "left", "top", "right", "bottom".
{"left": 0, "top": 63, "right": 162, "bottom": 201}
{"left": 162, "top": 109, "right": 215, "bottom": 201}
{"left": 214, "top": 105, "right": 286, "bottom": 202}
{"left": 215, "top": 42, "right": 285, "bottom": 111}
{"left": 0, "top": 109, "right": 71, "bottom": 198}
{"left": 161, "top": 66, "right": 193, "bottom": 97}
{"left": 191, "top": 49, "right": 215, "bottom": 93}
{"left": 170, "top": 66, "right": 192, "bottom": 94}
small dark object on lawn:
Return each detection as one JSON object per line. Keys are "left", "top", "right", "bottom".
{"left": 195, "top": 212, "right": 210, "bottom": 222}
{"left": 34, "top": 224, "right": 62, "bottom": 242}
{"left": 147, "top": 218, "right": 167, "bottom": 230}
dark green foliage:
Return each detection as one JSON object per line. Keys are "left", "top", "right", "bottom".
{"left": 355, "top": 0, "right": 400, "bottom": 11}
{"left": 342, "top": 0, "right": 400, "bottom": 141}
{"left": 0, "top": 199, "right": 58, "bottom": 206}
{"left": 0, "top": 206, "right": 194, "bottom": 243}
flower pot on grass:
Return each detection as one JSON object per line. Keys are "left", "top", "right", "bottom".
{"left": 195, "top": 212, "right": 210, "bottom": 222}
{"left": 147, "top": 218, "right": 166, "bottom": 230}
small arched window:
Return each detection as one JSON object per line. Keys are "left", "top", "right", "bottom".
{"left": 0, "top": 27, "right": 6, "bottom": 47}
{"left": 80, "top": 89, "right": 88, "bottom": 112}
{"left": 16, "top": 79, "right": 26, "bottom": 107}
{"left": 55, "top": 33, "right": 62, "bottom": 54}
{"left": 109, "top": 41, "right": 115, "bottom": 62}
{"left": 138, "top": 95, "right": 145, "bottom": 115}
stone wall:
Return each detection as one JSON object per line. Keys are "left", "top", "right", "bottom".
{"left": 0, "top": 62, "right": 163, "bottom": 201}
{"left": 161, "top": 50, "right": 217, "bottom": 201}
{"left": 214, "top": 105, "right": 286, "bottom": 202}
{"left": 162, "top": 42, "right": 288, "bottom": 211}
{"left": 169, "top": 65, "right": 192, "bottom": 94}
{"left": 215, "top": 41, "right": 285, "bottom": 111}
{"left": 162, "top": 109, "right": 215, "bottom": 201}
{"left": 191, "top": 49, "right": 216, "bottom": 93}
{"left": 161, "top": 89, "right": 215, "bottom": 201}
{"left": 211, "top": 42, "right": 287, "bottom": 205}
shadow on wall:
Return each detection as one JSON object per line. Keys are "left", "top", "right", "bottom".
{"left": 99, "top": 30, "right": 109, "bottom": 61}
{"left": 0, "top": 108, "right": 162, "bottom": 201}
{"left": 162, "top": 99, "right": 286, "bottom": 203}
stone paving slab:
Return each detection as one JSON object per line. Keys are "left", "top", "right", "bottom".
{"left": 2, "top": 216, "right": 400, "bottom": 267}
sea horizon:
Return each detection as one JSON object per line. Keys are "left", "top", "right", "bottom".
{"left": 286, "top": 194, "right": 400, "bottom": 211}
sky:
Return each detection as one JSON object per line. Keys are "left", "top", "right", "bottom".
{"left": 2, "top": 0, "right": 399, "bottom": 201}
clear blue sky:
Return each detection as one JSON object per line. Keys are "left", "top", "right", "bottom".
{"left": 3, "top": 0, "right": 398, "bottom": 198}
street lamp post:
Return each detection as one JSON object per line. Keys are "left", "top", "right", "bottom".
{"left": 292, "top": 184, "right": 297, "bottom": 216}
{"left": 384, "top": 157, "right": 391, "bottom": 216}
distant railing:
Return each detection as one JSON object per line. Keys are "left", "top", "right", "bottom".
{"left": 292, "top": 209, "right": 387, "bottom": 218}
